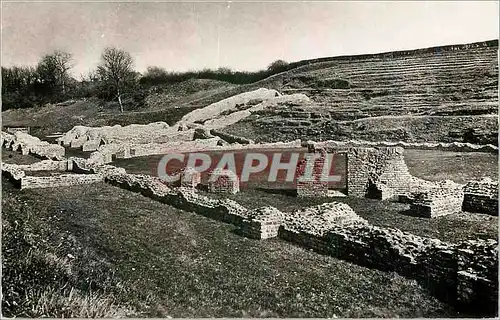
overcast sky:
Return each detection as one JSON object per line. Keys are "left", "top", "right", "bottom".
{"left": 2, "top": 1, "right": 498, "bottom": 77}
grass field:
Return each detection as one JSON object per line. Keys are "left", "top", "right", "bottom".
{"left": 2, "top": 179, "right": 461, "bottom": 318}
{"left": 404, "top": 149, "right": 498, "bottom": 184}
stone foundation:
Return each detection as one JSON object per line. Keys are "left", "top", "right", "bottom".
{"left": 462, "top": 178, "right": 498, "bottom": 215}
{"left": 408, "top": 181, "right": 465, "bottom": 218}
{"left": 20, "top": 174, "right": 105, "bottom": 189}
{"left": 240, "top": 207, "right": 284, "bottom": 239}
{"left": 208, "top": 169, "right": 240, "bottom": 194}
{"left": 2, "top": 131, "right": 65, "bottom": 159}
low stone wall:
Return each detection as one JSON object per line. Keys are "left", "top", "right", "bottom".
{"left": 462, "top": 178, "right": 498, "bottom": 215}
{"left": 455, "top": 240, "right": 498, "bottom": 312}
{"left": 1, "top": 158, "right": 118, "bottom": 190}
{"left": 239, "top": 207, "right": 284, "bottom": 239}
{"left": 280, "top": 221, "right": 497, "bottom": 311}
{"left": 20, "top": 174, "right": 105, "bottom": 189}
{"left": 408, "top": 181, "right": 465, "bottom": 218}
{"left": 307, "top": 139, "right": 498, "bottom": 153}
{"left": 2, "top": 131, "right": 65, "bottom": 159}
{"left": 209, "top": 129, "right": 254, "bottom": 144}
{"left": 13, "top": 160, "right": 70, "bottom": 172}
{"left": 104, "top": 172, "right": 250, "bottom": 225}
{"left": 2, "top": 163, "right": 25, "bottom": 187}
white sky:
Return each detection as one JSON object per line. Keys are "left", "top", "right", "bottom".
{"left": 2, "top": 1, "right": 499, "bottom": 76}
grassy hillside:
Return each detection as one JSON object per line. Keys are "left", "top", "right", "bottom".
{"left": 2, "top": 79, "right": 237, "bottom": 137}
{"left": 3, "top": 40, "right": 497, "bottom": 143}
{"left": 220, "top": 41, "right": 498, "bottom": 143}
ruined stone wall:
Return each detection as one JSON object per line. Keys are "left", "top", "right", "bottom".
{"left": 279, "top": 220, "right": 497, "bottom": 311}
{"left": 408, "top": 181, "right": 465, "bottom": 218}
{"left": 462, "top": 178, "right": 498, "bottom": 215}
{"left": 208, "top": 169, "right": 240, "bottom": 194}
{"left": 104, "top": 172, "right": 249, "bottom": 225}
{"left": 456, "top": 240, "right": 498, "bottom": 312}
{"left": 295, "top": 151, "right": 329, "bottom": 197}
{"left": 2, "top": 131, "right": 65, "bottom": 159}
{"left": 308, "top": 139, "right": 498, "bottom": 153}
{"left": 57, "top": 122, "right": 180, "bottom": 148}
{"left": 14, "top": 160, "right": 70, "bottom": 172}
{"left": 20, "top": 174, "right": 104, "bottom": 189}
{"left": 209, "top": 129, "right": 254, "bottom": 144}
{"left": 344, "top": 147, "right": 421, "bottom": 198}
{"left": 343, "top": 146, "right": 448, "bottom": 202}
{"left": 2, "top": 163, "right": 25, "bottom": 187}
{"left": 239, "top": 207, "right": 284, "bottom": 239}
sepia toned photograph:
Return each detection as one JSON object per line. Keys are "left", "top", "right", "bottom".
{"left": 1, "top": 1, "right": 498, "bottom": 318}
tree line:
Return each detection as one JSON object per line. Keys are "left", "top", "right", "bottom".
{"left": 2, "top": 47, "right": 289, "bottom": 112}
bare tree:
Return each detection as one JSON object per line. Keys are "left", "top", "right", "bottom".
{"left": 37, "top": 50, "right": 74, "bottom": 94}
{"left": 267, "top": 59, "right": 288, "bottom": 72}
{"left": 97, "top": 47, "right": 135, "bottom": 112}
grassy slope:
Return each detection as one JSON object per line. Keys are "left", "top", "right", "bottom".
{"left": 3, "top": 40, "right": 498, "bottom": 143}
{"left": 2, "top": 79, "right": 237, "bottom": 137}
{"left": 2, "top": 179, "right": 460, "bottom": 318}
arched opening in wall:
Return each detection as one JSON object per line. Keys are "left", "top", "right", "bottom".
{"left": 99, "top": 139, "right": 106, "bottom": 147}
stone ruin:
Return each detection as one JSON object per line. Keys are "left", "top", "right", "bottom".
{"left": 1, "top": 128, "right": 497, "bottom": 313}
{"left": 1, "top": 160, "right": 105, "bottom": 190}
{"left": 295, "top": 148, "right": 329, "bottom": 197}
{"left": 207, "top": 169, "right": 240, "bottom": 194}
{"left": 6, "top": 127, "right": 30, "bottom": 134}
{"left": 299, "top": 143, "right": 472, "bottom": 218}
{"left": 281, "top": 202, "right": 368, "bottom": 237}
{"left": 462, "top": 178, "right": 498, "bottom": 215}
{"left": 407, "top": 181, "right": 465, "bottom": 218}
{"left": 240, "top": 206, "right": 284, "bottom": 240}
{"left": 57, "top": 122, "right": 174, "bottom": 149}
{"left": 171, "top": 167, "right": 201, "bottom": 188}
{"left": 2, "top": 131, "right": 65, "bottom": 159}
